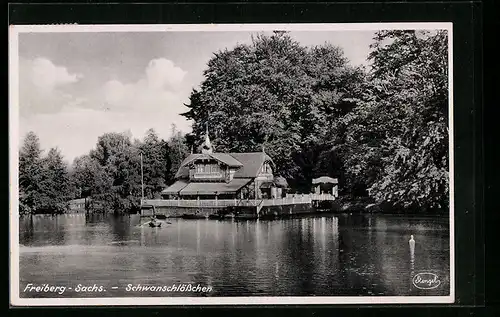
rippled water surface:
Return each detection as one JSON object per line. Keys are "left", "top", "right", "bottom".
{"left": 19, "top": 213, "right": 450, "bottom": 297}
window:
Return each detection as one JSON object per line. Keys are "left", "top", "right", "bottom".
{"left": 212, "top": 164, "right": 220, "bottom": 174}
{"left": 262, "top": 162, "right": 272, "bottom": 174}
{"left": 195, "top": 163, "right": 222, "bottom": 175}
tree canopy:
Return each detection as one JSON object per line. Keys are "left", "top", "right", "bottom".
{"left": 337, "top": 30, "right": 449, "bottom": 210}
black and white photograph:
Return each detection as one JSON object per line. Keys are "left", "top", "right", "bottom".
{"left": 9, "top": 23, "right": 454, "bottom": 305}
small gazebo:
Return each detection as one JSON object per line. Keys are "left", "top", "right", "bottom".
{"left": 312, "top": 176, "right": 339, "bottom": 197}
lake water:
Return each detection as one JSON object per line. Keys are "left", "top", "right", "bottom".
{"left": 18, "top": 213, "right": 450, "bottom": 298}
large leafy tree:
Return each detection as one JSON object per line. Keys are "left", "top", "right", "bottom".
{"left": 71, "top": 154, "right": 113, "bottom": 209}
{"left": 338, "top": 30, "right": 449, "bottom": 210}
{"left": 138, "top": 128, "right": 172, "bottom": 198}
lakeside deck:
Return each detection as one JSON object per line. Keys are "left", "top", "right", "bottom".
{"left": 142, "top": 193, "right": 335, "bottom": 209}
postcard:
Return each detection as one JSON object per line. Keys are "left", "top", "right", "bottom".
{"left": 9, "top": 23, "right": 454, "bottom": 306}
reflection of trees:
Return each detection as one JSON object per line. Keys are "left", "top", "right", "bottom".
{"left": 335, "top": 214, "right": 391, "bottom": 296}
{"left": 108, "top": 214, "right": 132, "bottom": 243}
{"left": 373, "top": 216, "right": 413, "bottom": 296}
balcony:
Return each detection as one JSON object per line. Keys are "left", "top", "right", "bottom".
{"left": 189, "top": 170, "right": 224, "bottom": 180}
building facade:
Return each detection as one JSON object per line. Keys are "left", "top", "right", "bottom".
{"left": 161, "top": 129, "right": 284, "bottom": 200}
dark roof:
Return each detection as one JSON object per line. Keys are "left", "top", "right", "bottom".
{"left": 175, "top": 152, "right": 274, "bottom": 179}
{"left": 209, "top": 153, "right": 244, "bottom": 167}
{"left": 179, "top": 178, "right": 252, "bottom": 195}
{"left": 230, "top": 152, "right": 274, "bottom": 178}
{"left": 161, "top": 180, "right": 189, "bottom": 194}
{"left": 175, "top": 154, "right": 201, "bottom": 179}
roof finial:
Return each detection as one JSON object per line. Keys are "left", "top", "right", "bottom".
{"left": 201, "top": 122, "right": 213, "bottom": 154}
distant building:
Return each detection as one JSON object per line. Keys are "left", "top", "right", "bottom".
{"left": 161, "top": 127, "right": 285, "bottom": 200}
{"left": 68, "top": 198, "right": 88, "bottom": 213}
{"left": 312, "top": 176, "right": 339, "bottom": 197}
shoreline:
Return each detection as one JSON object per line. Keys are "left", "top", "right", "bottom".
{"left": 19, "top": 196, "right": 450, "bottom": 218}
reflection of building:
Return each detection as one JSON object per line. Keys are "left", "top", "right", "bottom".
{"left": 161, "top": 127, "right": 286, "bottom": 200}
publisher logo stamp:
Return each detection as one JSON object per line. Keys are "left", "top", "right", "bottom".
{"left": 412, "top": 273, "right": 441, "bottom": 290}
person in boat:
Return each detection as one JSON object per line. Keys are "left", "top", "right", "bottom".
{"left": 149, "top": 216, "right": 158, "bottom": 226}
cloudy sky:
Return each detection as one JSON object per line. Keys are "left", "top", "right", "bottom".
{"left": 17, "top": 30, "right": 376, "bottom": 163}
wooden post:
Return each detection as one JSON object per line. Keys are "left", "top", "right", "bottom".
{"left": 140, "top": 153, "right": 145, "bottom": 212}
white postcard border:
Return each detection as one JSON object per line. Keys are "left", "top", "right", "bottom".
{"left": 9, "top": 22, "right": 455, "bottom": 306}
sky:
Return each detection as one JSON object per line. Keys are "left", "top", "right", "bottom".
{"left": 16, "top": 30, "right": 376, "bottom": 163}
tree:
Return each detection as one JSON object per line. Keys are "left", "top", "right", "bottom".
{"left": 139, "top": 128, "right": 171, "bottom": 198}
{"left": 182, "top": 32, "right": 365, "bottom": 192}
{"left": 90, "top": 132, "right": 132, "bottom": 166}
{"left": 38, "top": 148, "right": 72, "bottom": 213}
{"left": 338, "top": 30, "right": 449, "bottom": 210}
{"left": 19, "top": 133, "right": 74, "bottom": 214}
{"left": 19, "top": 132, "right": 44, "bottom": 215}
{"left": 167, "top": 124, "right": 190, "bottom": 180}
{"left": 71, "top": 154, "right": 113, "bottom": 209}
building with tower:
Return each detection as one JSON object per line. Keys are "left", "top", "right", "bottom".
{"left": 160, "top": 127, "right": 285, "bottom": 200}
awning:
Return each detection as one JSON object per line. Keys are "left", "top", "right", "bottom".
{"left": 179, "top": 178, "right": 252, "bottom": 195}
{"left": 312, "top": 176, "right": 338, "bottom": 185}
{"left": 161, "top": 180, "right": 189, "bottom": 195}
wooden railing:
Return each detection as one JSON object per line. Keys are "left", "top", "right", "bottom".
{"left": 309, "top": 194, "right": 337, "bottom": 201}
{"left": 142, "top": 194, "right": 335, "bottom": 209}
{"left": 189, "top": 171, "right": 224, "bottom": 180}
{"left": 142, "top": 199, "right": 263, "bottom": 208}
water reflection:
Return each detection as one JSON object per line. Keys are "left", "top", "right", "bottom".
{"left": 19, "top": 213, "right": 450, "bottom": 297}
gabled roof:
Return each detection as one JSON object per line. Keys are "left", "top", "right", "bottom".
{"left": 229, "top": 152, "right": 274, "bottom": 178}
{"left": 209, "top": 153, "right": 244, "bottom": 167}
{"left": 175, "top": 154, "right": 202, "bottom": 179}
{"left": 175, "top": 151, "right": 274, "bottom": 180}
{"left": 161, "top": 180, "right": 189, "bottom": 194}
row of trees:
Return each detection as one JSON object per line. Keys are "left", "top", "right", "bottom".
{"left": 19, "top": 126, "right": 190, "bottom": 215}
{"left": 18, "top": 30, "right": 449, "bottom": 214}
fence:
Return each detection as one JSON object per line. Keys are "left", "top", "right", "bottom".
{"left": 142, "top": 193, "right": 334, "bottom": 209}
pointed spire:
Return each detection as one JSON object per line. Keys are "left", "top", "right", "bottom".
{"left": 201, "top": 122, "right": 213, "bottom": 154}
{"left": 261, "top": 143, "right": 266, "bottom": 163}
{"left": 190, "top": 145, "right": 193, "bottom": 154}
